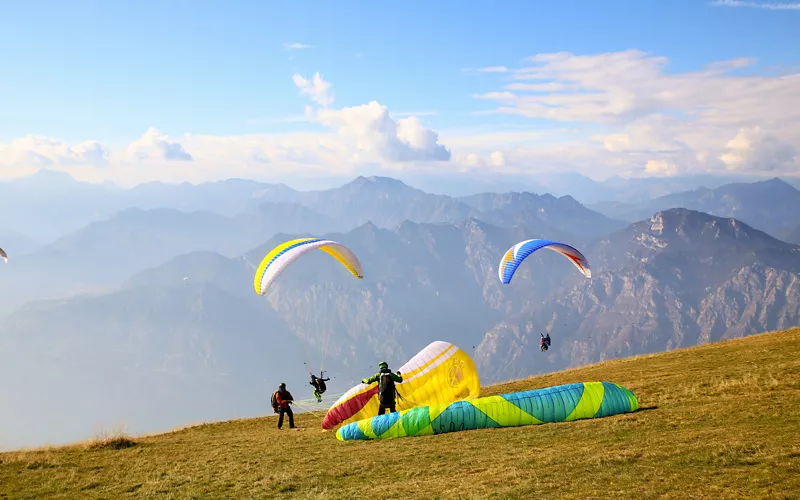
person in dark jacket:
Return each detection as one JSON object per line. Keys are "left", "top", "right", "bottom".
{"left": 273, "top": 383, "right": 295, "bottom": 429}
{"left": 310, "top": 373, "right": 330, "bottom": 402}
{"left": 362, "top": 361, "right": 403, "bottom": 415}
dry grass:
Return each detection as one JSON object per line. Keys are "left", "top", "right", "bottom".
{"left": 2, "top": 328, "right": 799, "bottom": 499}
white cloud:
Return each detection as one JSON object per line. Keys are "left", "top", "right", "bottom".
{"left": 282, "top": 42, "right": 312, "bottom": 49}
{"left": 473, "top": 49, "right": 800, "bottom": 177}
{"left": 0, "top": 136, "right": 109, "bottom": 169}
{"left": 292, "top": 72, "right": 334, "bottom": 107}
{"left": 710, "top": 0, "right": 800, "bottom": 9}
{"left": 490, "top": 151, "right": 506, "bottom": 167}
{"left": 644, "top": 160, "right": 680, "bottom": 177}
{"left": 125, "top": 127, "right": 193, "bottom": 162}
{"left": 312, "top": 101, "right": 451, "bottom": 162}
{"left": 3, "top": 51, "right": 798, "bottom": 187}
{"left": 720, "top": 127, "right": 797, "bottom": 171}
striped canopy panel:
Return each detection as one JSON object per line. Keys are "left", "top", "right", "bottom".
{"left": 336, "top": 381, "right": 638, "bottom": 441}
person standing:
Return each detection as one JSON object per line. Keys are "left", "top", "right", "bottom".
{"left": 271, "top": 383, "right": 296, "bottom": 429}
{"left": 362, "top": 361, "right": 403, "bottom": 415}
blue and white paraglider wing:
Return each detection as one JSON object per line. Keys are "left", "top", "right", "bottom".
{"left": 498, "top": 239, "right": 591, "bottom": 284}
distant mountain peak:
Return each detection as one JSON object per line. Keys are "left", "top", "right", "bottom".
{"left": 12, "top": 169, "right": 80, "bottom": 187}
{"left": 346, "top": 175, "right": 414, "bottom": 191}
{"left": 637, "top": 208, "right": 790, "bottom": 251}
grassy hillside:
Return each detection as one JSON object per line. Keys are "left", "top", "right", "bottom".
{"left": 2, "top": 328, "right": 799, "bottom": 499}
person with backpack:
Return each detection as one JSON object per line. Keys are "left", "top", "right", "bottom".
{"left": 271, "top": 383, "right": 296, "bottom": 429}
{"left": 309, "top": 372, "right": 330, "bottom": 403}
{"left": 361, "top": 361, "right": 403, "bottom": 415}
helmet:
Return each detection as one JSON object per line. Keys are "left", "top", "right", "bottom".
{"left": 279, "top": 383, "right": 286, "bottom": 389}
{"left": 378, "top": 361, "right": 389, "bottom": 370}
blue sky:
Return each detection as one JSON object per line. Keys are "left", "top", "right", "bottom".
{"left": 0, "top": 0, "right": 798, "bottom": 186}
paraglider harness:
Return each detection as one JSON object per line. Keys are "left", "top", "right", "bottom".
{"left": 377, "top": 369, "right": 407, "bottom": 408}
{"left": 378, "top": 372, "right": 398, "bottom": 406}
{"left": 540, "top": 333, "right": 551, "bottom": 352}
{"left": 271, "top": 390, "right": 280, "bottom": 413}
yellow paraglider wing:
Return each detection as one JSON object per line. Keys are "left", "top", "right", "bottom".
{"left": 322, "top": 341, "right": 480, "bottom": 430}
{"left": 253, "top": 238, "right": 364, "bottom": 296}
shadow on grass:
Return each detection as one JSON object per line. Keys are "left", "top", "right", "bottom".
{"left": 635, "top": 405, "right": 659, "bottom": 412}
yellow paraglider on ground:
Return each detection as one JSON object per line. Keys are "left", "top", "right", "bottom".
{"left": 322, "top": 341, "right": 481, "bottom": 430}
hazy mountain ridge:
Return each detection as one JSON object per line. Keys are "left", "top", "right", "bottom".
{"left": 785, "top": 223, "right": 800, "bottom": 245}
{"left": 0, "top": 203, "right": 336, "bottom": 317}
{"left": 590, "top": 178, "right": 800, "bottom": 241}
{"left": 3, "top": 170, "right": 782, "bottom": 245}
{"left": 0, "top": 280, "right": 300, "bottom": 448}
{"left": 0, "top": 174, "right": 621, "bottom": 317}
{"left": 459, "top": 191, "right": 627, "bottom": 239}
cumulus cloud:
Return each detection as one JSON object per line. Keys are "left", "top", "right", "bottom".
{"left": 293, "top": 72, "right": 334, "bottom": 107}
{"left": 312, "top": 101, "right": 451, "bottom": 162}
{"left": 0, "top": 136, "right": 109, "bottom": 168}
{"left": 644, "top": 160, "right": 680, "bottom": 177}
{"left": 292, "top": 74, "right": 451, "bottom": 163}
{"left": 720, "top": 127, "right": 797, "bottom": 171}
{"left": 126, "top": 127, "right": 192, "bottom": 162}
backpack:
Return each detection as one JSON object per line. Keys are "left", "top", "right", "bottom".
{"left": 271, "top": 391, "right": 280, "bottom": 412}
{"left": 378, "top": 373, "right": 396, "bottom": 405}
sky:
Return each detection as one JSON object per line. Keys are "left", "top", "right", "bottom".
{"left": 0, "top": 0, "right": 798, "bottom": 187}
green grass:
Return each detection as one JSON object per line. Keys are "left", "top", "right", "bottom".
{"left": 2, "top": 328, "right": 799, "bottom": 499}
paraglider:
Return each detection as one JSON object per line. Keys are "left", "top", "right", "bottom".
{"left": 310, "top": 373, "right": 331, "bottom": 403}
{"left": 323, "top": 341, "right": 481, "bottom": 430}
{"left": 498, "top": 239, "right": 591, "bottom": 284}
{"left": 253, "top": 237, "right": 363, "bottom": 296}
{"left": 253, "top": 237, "right": 364, "bottom": 390}
{"left": 538, "top": 333, "right": 551, "bottom": 352}
{"left": 336, "top": 381, "right": 638, "bottom": 441}
{"left": 0, "top": 247, "right": 6, "bottom": 263}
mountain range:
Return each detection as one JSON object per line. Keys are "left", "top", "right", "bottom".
{"left": 590, "top": 178, "right": 800, "bottom": 241}
{"left": 1, "top": 172, "right": 799, "bottom": 449}
{"left": 2, "top": 170, "right": 790, "bottom": 246}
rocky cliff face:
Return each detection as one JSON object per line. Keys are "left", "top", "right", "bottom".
{"left": 472, "top": 209, "right": 800, "bottom": 381}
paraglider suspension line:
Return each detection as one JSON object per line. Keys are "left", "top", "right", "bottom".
{"left": 320, "top": 278, "right": 330, "bottom": 374}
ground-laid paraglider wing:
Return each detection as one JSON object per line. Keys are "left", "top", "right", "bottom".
{"left": 322, "top": 341, "right": 481, "bottom": 430}
{"left": 253, "top": 237, "right": 363, "bottom": 296}
{"left": 336, "top": 381, "right": 638, "bottom": 441}
{"left": 498, "top": 239, "right": 591, "bottom": 284}
{"left": 0, "top": 247, "right": 6, "bottom": 263}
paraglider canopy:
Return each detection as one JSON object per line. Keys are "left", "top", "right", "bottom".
{"left": 323, "top": 341, "right": 481, "bottom": 430}
{"left": 0, "top": 247, "right": 6, "bottom": 263}
{"left": 253, "top": 237, "right": 363, "bottom": 296}
{"left": 498, "top": 239, "right": 591, "bottom": 284}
